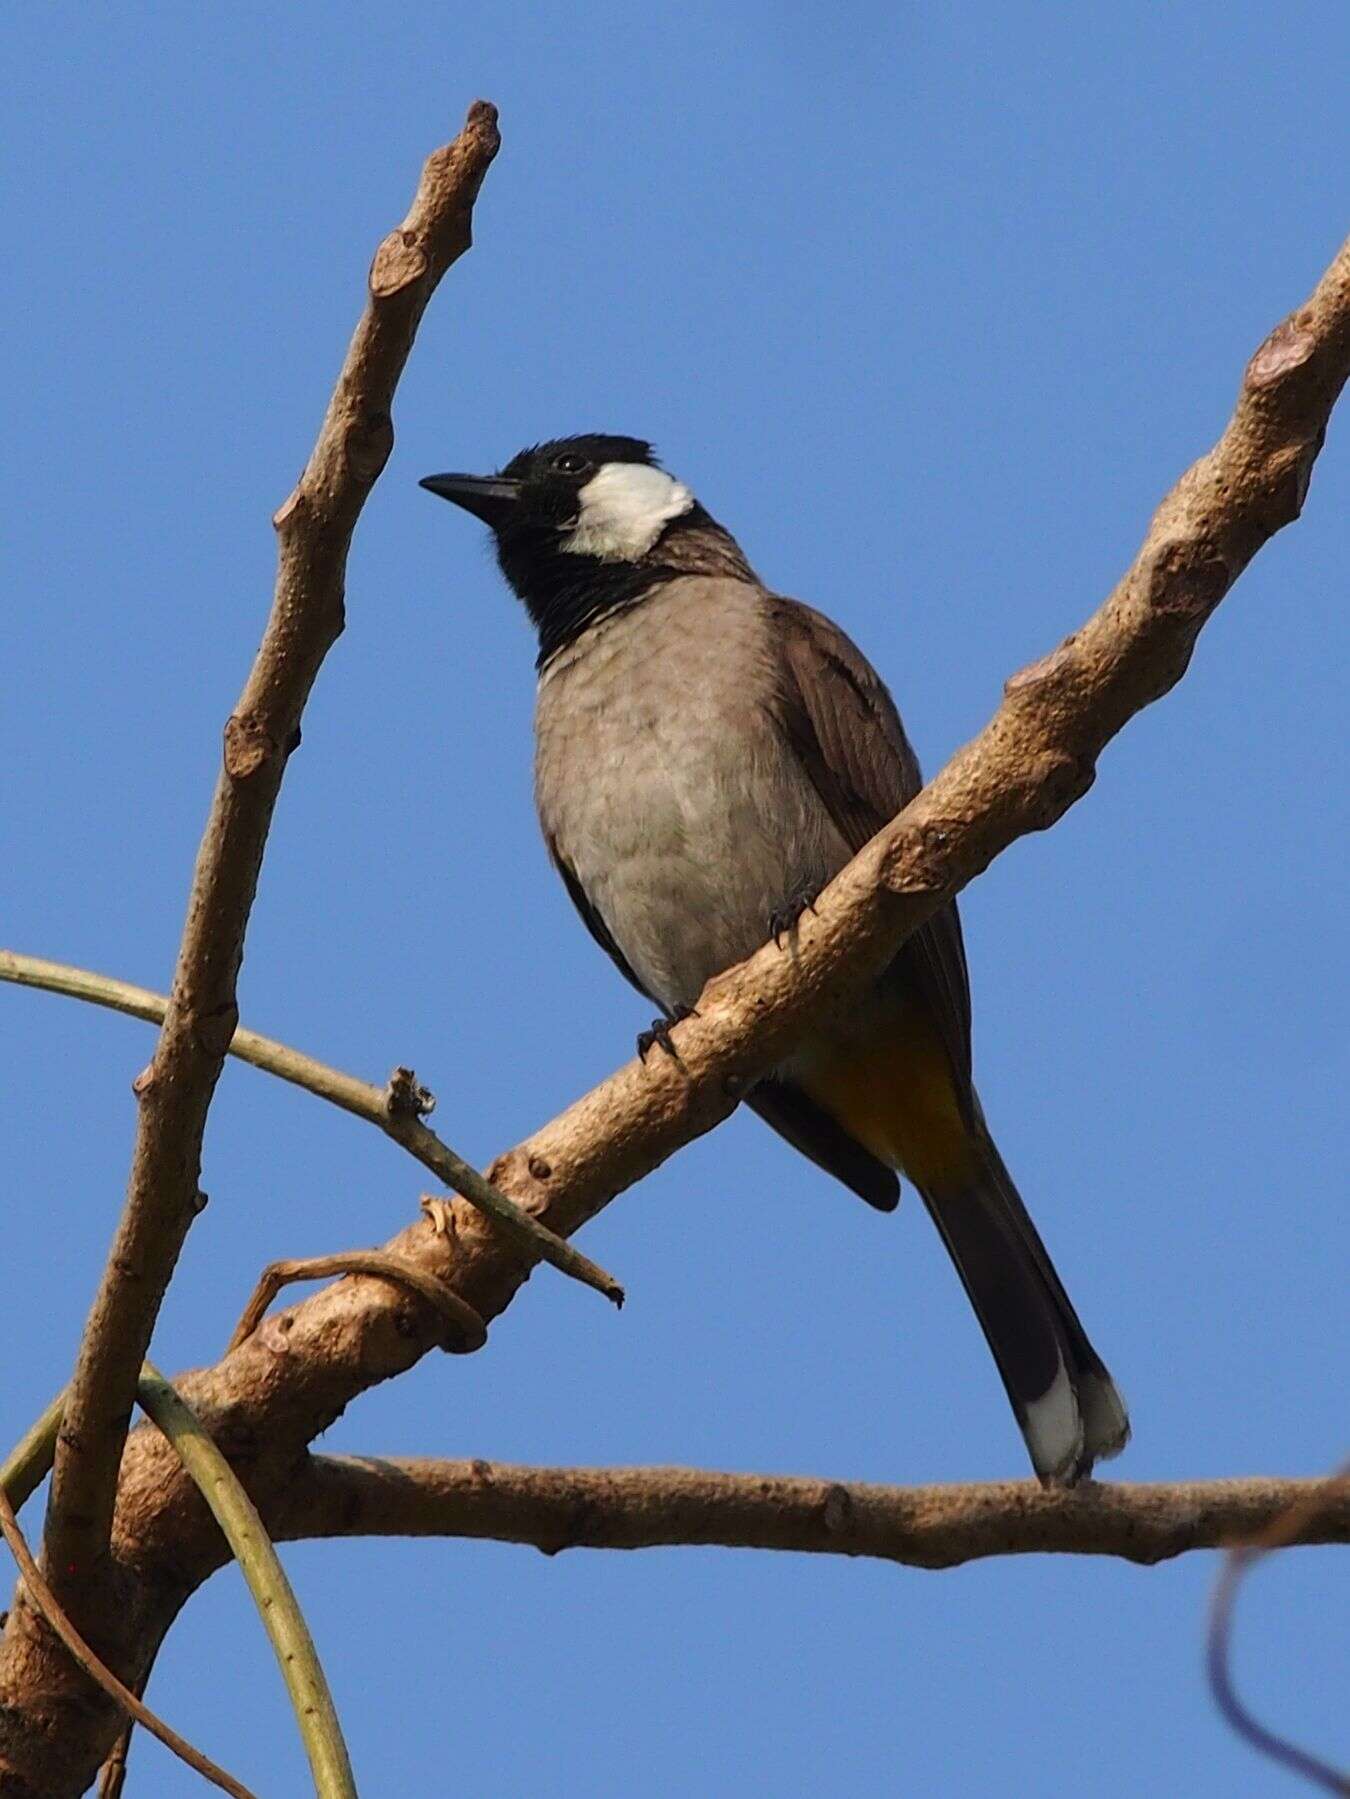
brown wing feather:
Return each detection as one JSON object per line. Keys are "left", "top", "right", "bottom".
{"left": 746, "top": 1078, "right": 900, "bottom": 1211}
{"left": 765, "top": 600, "right": 1129, "bottom": 1478}
{"left": 767, "top": 596, "right": 974, "bottom": 1092}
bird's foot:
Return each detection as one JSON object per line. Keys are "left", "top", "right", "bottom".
{"left": 637, "top": 1004, "right": 697, "bottom": 1063}
{"left": 769, "top": 884, "right": 822, "bottom": 947}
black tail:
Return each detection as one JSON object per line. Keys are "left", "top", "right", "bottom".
{"left": 917, "top": 1119, "right": 1128, "bottom": 1486}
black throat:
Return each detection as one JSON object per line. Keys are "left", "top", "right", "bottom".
{"left": 513, "top": 549, "right": 670, "bottom": 669}
{"left": 499, "top": 505, "right": 756, "bottom": 667}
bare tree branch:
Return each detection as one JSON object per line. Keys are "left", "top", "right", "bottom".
{"left": 2, "top": 200, "right": 1345, "bottom": 1794}
{"left": 42, "top": 101, "right": 502, "bottom": 1598}
{"left": 278, "top": 1458, "right": 1350, "bottom": 1569}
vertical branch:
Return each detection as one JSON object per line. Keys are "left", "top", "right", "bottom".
{"left": 43, "top": 103, "right": 501, "bottom": 1596}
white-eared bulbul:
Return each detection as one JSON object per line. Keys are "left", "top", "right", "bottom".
{"left": 422, "top": 434, "right": 1129, "bottom": 1485}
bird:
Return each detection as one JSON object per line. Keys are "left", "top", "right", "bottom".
{"left": 421, "top": 433, "right": 1129, "bottom": 1486}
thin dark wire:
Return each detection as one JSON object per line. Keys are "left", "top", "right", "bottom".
{"left": 1206, "top": 1463, "right": 1350, "bottom": 1796}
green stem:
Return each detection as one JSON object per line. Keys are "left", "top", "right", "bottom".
{"left": 137, "top": 1363, "right": 357, "bottom": 1799}
{"left": 0, "top": 949, "right": 623, "bottom": 1306}
{"left": 0, "top": 1389, "right": 64, "bottom": 1513}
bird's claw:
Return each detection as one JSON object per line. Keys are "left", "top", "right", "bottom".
{"left": 769, "top": 885, "right": 822, "bottom": 947}
{"left": 637, "top": 1005, "right": 697, "bottom": 1063}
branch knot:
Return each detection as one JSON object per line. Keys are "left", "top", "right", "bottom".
{"left": 1245, "top": 316, "right": 1318, "bottom": 390}
{"left": 386, "top": 1066, "right": 436, "bottom": 1119}
{"left": 369, "top": 230, "right": 429, "bottom": 299}
{"left": 223, "top": 713, "right": 281, "bottom": 782}
{"left": 1145, "top": 542, "right": 1231, "bottom": 619}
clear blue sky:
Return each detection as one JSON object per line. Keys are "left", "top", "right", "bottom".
{"left": 3, "top": 4, "right": 1347, "bottom": 1792}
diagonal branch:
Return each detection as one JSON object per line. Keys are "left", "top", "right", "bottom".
{"left": 476, "top": 233, "right": 1350, "bottom": 1233}
{"left": 43, "top": 101, "right": 502, "bottom": 1598}
{"left": 281, "top": 1457, "right": 1350, "bottom": 1568}
{"left": 2, "top": 222, "right": 1346, "bottom": 1798}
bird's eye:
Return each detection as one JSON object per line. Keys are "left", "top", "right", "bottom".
{"left": 552, "top": 452, "right": 589, "bottom": 475}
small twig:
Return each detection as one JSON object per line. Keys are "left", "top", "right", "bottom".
{"left": 1207, "top": 1462, "right": 1350, "bottom": 1796}
{"left": 0, "top": 1476, "right": 256, "bottom": 1799}
{"left": 137, "top": 1364, "right": 358, "bottom": 1799}
{"left": 0, "top": 950, "right": 625, "bottom": 1306}
{"left": 97, "top": 1696, "right": 140, "bottom": 1798}
{"left": 384, "top": 1086, "right": 623, "bottom": 1305}
{"left": 0, "top": 1387, "right": 64, "bottom": 1513}
{"left": 227, "top": 1249, "right": 488, "bottom": 1354}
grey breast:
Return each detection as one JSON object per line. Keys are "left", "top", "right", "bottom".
{"left": 534, "top": 576, "right": 851, "bottom": 1013}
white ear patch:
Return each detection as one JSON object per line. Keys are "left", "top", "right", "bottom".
{"left": 561, "top": 462, "right": 694, "bottom": 562}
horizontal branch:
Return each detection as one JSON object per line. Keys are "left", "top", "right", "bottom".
{"left": 285, "top": 1458, "right": 1350, "bottom": 1569}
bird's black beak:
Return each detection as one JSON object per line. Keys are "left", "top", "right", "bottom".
{"left": 419, "top": 472, "right": 521, "bottom": 529}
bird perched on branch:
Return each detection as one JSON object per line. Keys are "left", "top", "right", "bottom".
{"left": 422, "top": 434, "right": 1128, "bottom": 1486}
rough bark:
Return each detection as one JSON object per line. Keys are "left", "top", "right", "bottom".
{"left": 283, "top": 1458, "right": 1350, "bottom": 1570}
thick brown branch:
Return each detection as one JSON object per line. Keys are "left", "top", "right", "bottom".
{"left": 283, "top": 1458, "right": 1350, "bottom": 1569}
{"left": 2, "top": 224, "right": 1345, "bottom": 1796}
{"left": 42, "top": 103, "right": 500, "bottom": 1597}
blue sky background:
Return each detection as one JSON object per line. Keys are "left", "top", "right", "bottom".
{"left": 3, "top": 4, "right": 1347, "bottom": 1792}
